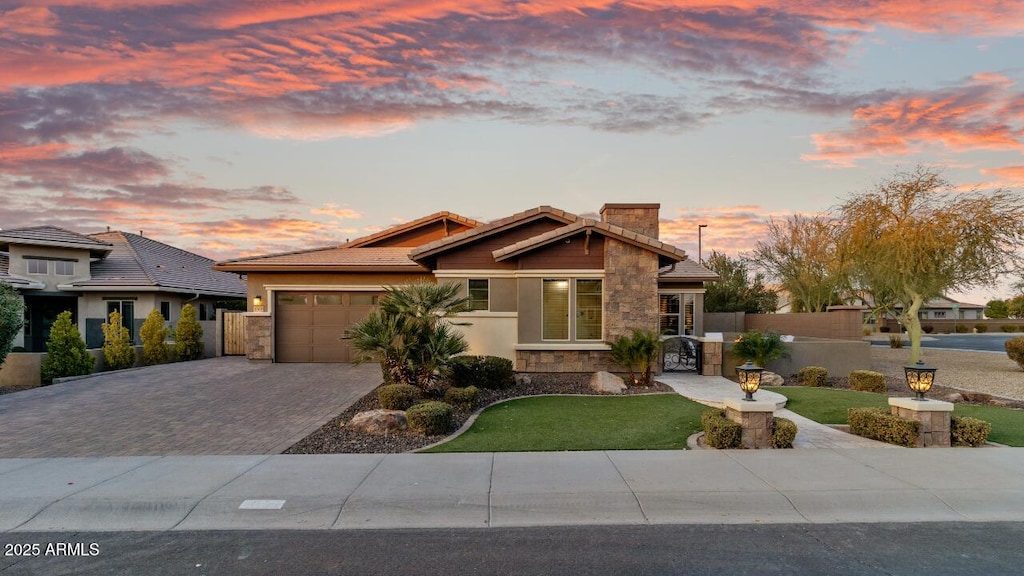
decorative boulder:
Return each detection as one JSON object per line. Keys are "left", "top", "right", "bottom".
{"left": 347, "top": 410, "right": 408, "bottom": 434}
{"left": 589, "top": 371, "right": 626, "bottom": 394}
{"left": 760, "top": 371, "right": 785, "bottom": 387}
{"left": 942, "top": 392, "right": 964, "bottom": 403}
{"left": 514, "top": 373, "right": 532, "bottom": 386}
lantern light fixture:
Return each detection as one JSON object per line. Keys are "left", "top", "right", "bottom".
{"left": 736, "top": 361, "right": 763, "bottom": 401}
{"left": 904, "top": 360, "right": 937, "bottom": 400}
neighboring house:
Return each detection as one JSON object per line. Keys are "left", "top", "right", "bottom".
{"left": 0, "top": 226, "right": 246, "bottom": 351}
{"left": 214, "top": 204, "right": 718, "bottom": 371}
{"left": 853, "top": 294, "right": 985, "bottom": 324}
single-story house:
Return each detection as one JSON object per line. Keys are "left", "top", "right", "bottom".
{"left": 214, "top": 203, "right": 718, "bottom": 371}
{"left": 0, "top": 226, "right": 246, "bottom": 351}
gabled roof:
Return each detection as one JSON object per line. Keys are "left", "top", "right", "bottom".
{"left": 0, "top": 225, "right": 112, "bottom": 257}
{"left": 344, "top": 211, "right": 484, "bottom": 248}
{"left": 214, "top": 246, "right": 428, "bottom": 272}
{"left": 491, "top": 218, "right": 688, "bottom": 264}
{"left": 410, "top": 206, "right": 579, "bottom": 261}
{"left": 60, "top": 231, "right": 245, "bottom": 297}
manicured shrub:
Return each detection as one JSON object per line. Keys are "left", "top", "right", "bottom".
{"left": 849, "top": 370, "right": 887, "bottom": 393}
{"left": 101, "top": 310, "right": 136, "bottom": 371}
{"left": 1005, "top": 336, "right": 1024, "bottom": 371}
{"left": 377, "top": 383, "right": 421, "bottom": 410}
{"left": 40, "top": 311, "right": 94, "bottom": 383}
{"left": 848, "top": 407, "right": 919, "bottom": 447}
{"left": 700, "top": 409, "right": 742, "bottom": 449}
{"left": 443, "top": 386, "right": 479, "bottom": 411}
{"left": 974, "top": 323, "right": 988, "bottom": 333}
{"left": 921, "top": 324, "right": 934, "bottom": 334}
{"left": 448, "top": 355, "right": 514, "bottom": 389}
{"left": 796, "top": 366, "right": 828, "bottom": 387}
{"left": 140, "top": 307, "right": 170, "bottom": 366}
{"left": 951, "top": 416, "right": 991, "bottom": 447}
{"left": 954, "top": 324, "right": 970, "bottom": 333}
{"left": 175, "top": 303, "right": 204, "bottom": 361}
{"left": 406, "top": 401, "right": 454, "bottom": 435}
{"left": 0, "top": 281, "right": 24, "bottom": 368}
{"left": 771, "top": 417, "right": 797, "bottom": 449}
{"left": 1000, "top": 324, "right": 1018, "bottom": 333}
{"left": 879, "top": 325, "right": 891, "bottom": 333}
{"left": 888, "top": 334, "right": 904, "bottom": 348}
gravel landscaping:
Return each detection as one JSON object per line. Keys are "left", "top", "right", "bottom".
{"left": 284, "top": 374, "right": 674, "bottom": 454}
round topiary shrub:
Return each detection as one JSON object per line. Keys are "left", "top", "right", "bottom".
{"left": 406, "top": 401, "right": 454, "bottom": 435}
{"left": 448, "top": 355, "right": 514, "bottom": 389}
{"left": 974, "top": 323, "right": 988, "bottom": 333}
{"left": 849, "top": 370, "right": 887, "bottom": 393}
{"left": 921, "top": 325, "right": 935, "bottom": 334}
{"left": 1005, "top": 336, "right": 1024, "bottom": 371}
{"left": 771, "top": 417, "right": 797, "bottom": 449}
{"left": 700, "top": 409, "right": 741, "bottom": 449}
{"left": 951, "top": 416, "right": 991, "bottom": 447}
{"left": 443, "top": 386, "right": 479, "bottom": 410}
{"left": 1000, "top": 324, "right": 1018, "bottom": 333}
{"left": 954, "top": 324, "right": 970, "bottom": 333}
{"left": 796, "top": 366, "right": 828, "bottom": 387}
{"left": 377, "top": 384, "right": 421, "bottom": 410}
{"left": 40, "top": 311, "right": 95, "bottom": 383}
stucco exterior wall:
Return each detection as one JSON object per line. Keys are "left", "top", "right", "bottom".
{"left": 453, "top": 313, "right": 518, "bottom": 361}
{"left": 7, "top": 245, "right": 91, "bottom": 290}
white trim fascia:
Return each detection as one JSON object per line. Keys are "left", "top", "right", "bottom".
{"left": 514, "top": 343, "right": 611, "bottom": 351}
{"left": 56, "top": 285, "right": 244, "bottom": 298}
{"left": 455, "top": 312, "right": 518, "bottom": 318}
{"left": 433, "top": 270, "right": 516, "bottom": 278}
{"left": 658, "top": 288, "right": 707, "bottom": 294}
{"left": 514, "top": 270, "right": 604, "bottom": 278}
{"left": 244, "top": 311, "right": 271, "bottom": 317}
{"left": 262, "top": 284, "right": 387, "bottom": 292}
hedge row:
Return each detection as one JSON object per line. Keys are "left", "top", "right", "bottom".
{"left": 951, "top": 416, "right": 991, "bottom": 447}
{"left": 848, "top": 407, "right": 919, "bottom": 447}
{"left": 700, "top": 410, "right": 797, "bottom": 449}
{"left": 849, "top": 370, "right": 887, "bottom": 393}
{"left": 448, "top": 355, "right": 515, "bottom": 389}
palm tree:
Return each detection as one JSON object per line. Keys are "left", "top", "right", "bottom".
{"left": 349, "top": 282, "right": 471, "bottom": 391}
{"left": 608, "top": 329, "right": 661, "bottom": 386}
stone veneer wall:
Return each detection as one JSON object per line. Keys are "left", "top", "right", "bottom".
{"left": 599, "top": 204, "right": 660, "bottom": 239}
{"left": 245, "top": 315, "right": 272, "bottom": 360}
{"left": 516, "top": 350, "right": 619, "bottom": 373}
{"left": 603, "top": 238, "right": 659, "bottom": 340}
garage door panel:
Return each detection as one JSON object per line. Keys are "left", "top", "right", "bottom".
{"left": 275, "top": 291, "right": 382, "bottom": 363}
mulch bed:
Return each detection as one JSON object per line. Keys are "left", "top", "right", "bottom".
{"left": 776, "top": 375, "right": 1024, "bottom": 410}
{"left": 284, "top": 374, "right": 674, "bottom": 454}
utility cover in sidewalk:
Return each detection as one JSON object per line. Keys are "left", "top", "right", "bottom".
{"left": 239, "top": 499, "right": 286, "bottom": 510}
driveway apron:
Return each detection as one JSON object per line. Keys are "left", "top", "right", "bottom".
{"left": 0, "top": 357, "right": 379, "bottom": 457}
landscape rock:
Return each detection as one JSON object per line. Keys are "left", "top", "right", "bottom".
{"left": 760, "top": 371, "right": 785, "bottom": 387}
{"left": 589, "top": 371, "right": 626, "bottom": 394}
{"left": 514, "top": 373, "right": 532, "bottom": 386}
{"left": 347, "top": 410, "right": 407, "bottom": 434}
{"left": 942, "top": 392, "right": 964, "bottom": 403}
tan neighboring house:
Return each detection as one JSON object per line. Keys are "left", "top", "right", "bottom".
{"left": 0, "top": 226, "right": 245, "bottom": 352}
{"left": 214, "top": 204, "right": 718, "bottom": 372}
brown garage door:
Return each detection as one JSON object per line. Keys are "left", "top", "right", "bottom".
{"left": 275, "top": 292, "right": 383, "bottom": 362}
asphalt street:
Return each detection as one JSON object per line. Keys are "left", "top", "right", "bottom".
{"left": 4, "top": 523, "right": 1024, "bottom": 576}
{"left": 871, "top": 333, "right": 1017, "bottom": 352}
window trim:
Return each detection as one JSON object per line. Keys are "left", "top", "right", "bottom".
{"left": 658, "top": 291, "right": 698, "bottom": 336}
{"left": 574, "top": 278, "right": 603, "bottom": 341}
{"left": 26, "top": 258, "right": 47, "bottom": 274}
{"left": 53, "top": 260, "right": 74, "bottom": 276}
{"left": 541, "top": 278, "right": 571, "bottom": 341}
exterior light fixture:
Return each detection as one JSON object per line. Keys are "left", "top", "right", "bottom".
{"left": 735, "top": 361, "right": 763, "bottom": 401}
{"left": 904, "top": 360, "right": 937, "bottom": 400}
{"left": 253, "top": 295, "right": 263, "bottom": 310}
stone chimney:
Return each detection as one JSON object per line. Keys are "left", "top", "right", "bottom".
{"left": 599, "top": 203, "right": 660, "bottom": 239}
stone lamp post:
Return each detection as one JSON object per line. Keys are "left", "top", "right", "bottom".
{"left": 724, "top": 361, "right": 775, "bottom": 448}
{"left": 889, "top": 360, "right": 952, "bottom": 447}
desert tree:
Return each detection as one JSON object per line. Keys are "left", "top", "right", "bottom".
{"left": 703, "top": 251, "right": 778, "bottom": 314}
{"left": 838, "top": 167, "right": 1024, "bottom": 362}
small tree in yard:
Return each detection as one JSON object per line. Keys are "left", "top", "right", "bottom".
{"left": 140, "top": 307, "right": 170, "bottom": 365}
{"left": 0, "top": 281, "right": 24, "bottom": 368}
{"left": 608, "top": 329, "right": 660, "bottom": 386}
{"left": 101, "top": 310, "right": 135, "bottom": 370}
{"left": 732, "top": 330, "right": 790, "bottom": 368}
{"left": 839, "top": 167, "right": 1024, "bottom": 364}
{"left": 349, "top": 282, "right": 470, "bottom": 392}
{"left": 40, "top": 311, "right": 94, "bottom": 382}
{"left": 703, "top": 251, "right": 778, "bottom": 313}
{"left": 175, "top": 303, "right": 204, "bottom": 361}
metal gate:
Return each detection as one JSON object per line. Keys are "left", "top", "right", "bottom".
{"left": 662, "top": 336, "right": 702, "bottom": 373}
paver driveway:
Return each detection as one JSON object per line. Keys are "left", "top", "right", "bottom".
{"left": 0, "top": 357, "right": 379, "bottom": 457}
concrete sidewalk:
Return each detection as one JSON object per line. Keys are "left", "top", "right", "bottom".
{"left": 3, "top": 449, "right": 1023, "bottom": 532}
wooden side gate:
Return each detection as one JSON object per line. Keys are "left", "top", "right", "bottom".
{"left": 223, "top": 311, "right": 247, "bottom": 356}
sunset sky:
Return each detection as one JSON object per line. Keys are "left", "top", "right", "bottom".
{"left": 2, "top": 1, "right": 1023, "bottom": 302}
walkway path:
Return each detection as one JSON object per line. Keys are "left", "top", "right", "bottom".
{"left": 657, "top": 372, "right": 897, "bottom": 449}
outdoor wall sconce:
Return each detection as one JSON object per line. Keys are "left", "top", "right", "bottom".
{"left": 736, "top": 361, "right": 763, "bottom": 401}
{"left": 904, "top": 360, "right": 937, "bottom": 400}
{"left": 252, "top": 295, "right": 263, "bottom": 310}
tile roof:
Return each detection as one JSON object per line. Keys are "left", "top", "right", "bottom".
{"left": 214, "top": 246, "right": 428, "bottom": 271}
{"left": 491, "top": 218, "right": 689, "bottom": 262}
{"left": 62, "top": 231, "right": 246, "bottom": 297}
{"left": 410, "top": 206, "right": 579, "bottom": 260}
{"left": 0, "top": 225, "right": 112, "bottom": 254}
{"left": 344, "top": 211, "right": 484, "bottom": 248}
{"left": 658, "top": 259, "right": 721, "bottom": 282}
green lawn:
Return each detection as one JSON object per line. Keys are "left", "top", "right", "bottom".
{"left": 422, "top": 394, "right": 706, "bottom": 452}
{"left": 769, "top": 387, "right": 1024, "bottom": 446}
